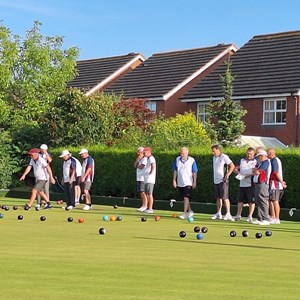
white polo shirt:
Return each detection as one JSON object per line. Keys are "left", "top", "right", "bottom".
{"left": 173, "top": 156, "right": 198, "bottom": 187}
{"left": 213, "top": 153, "right": 232, "bottom": 184}
{"left": 29, "top": 156, "right": 48, "bottom": 181}
{"left": 136, "top": 157, "right": 147, "bottom": 181}
{"left": 238, "top": 158, "right": 257, "bottom": 187}
{"left": 144, "top": 156, "right": 156, "bottom": 184}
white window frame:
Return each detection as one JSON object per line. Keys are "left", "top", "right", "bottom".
{"left": 197, "top": 102, "right": 209, "bottom": 124}
{"left": 145, "top": 101, "right": 156, "bottom": 113}
{"left": 263, "top": 98, "right": 287, "bottom": 125}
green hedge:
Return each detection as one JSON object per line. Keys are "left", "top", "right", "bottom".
{"left": 49, "top": 146, "right": 300, "bottom": 209}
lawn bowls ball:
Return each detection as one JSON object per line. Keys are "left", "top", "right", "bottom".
{"left": 201, "top": 227, "right": 208, "bottom": 233}
{"left": 99, "top": 228, "right": 106, "bottom": 235}
{"left": 67, "top": 217, "right": 73, "bottom": 222}
{"left": 187, "top": 216, "right": 194, "bottom": 223}
{"left": 141, "top": 217, "right": 147, "bottom": 222}
{"left": 255, "top": 232, "right": 263, "bottom": 239}
{"left": 230, "top": 230, "right": 237, "bottom": 237}
{"left": 17, "top": 215, "right": 23, "bottom": 220}
{"left": 242, "top": 230, "right": 249, "bottom": 237}
{"left": 40, "top": 216, "right": 46, "bottom": 221}
{"left": 155, "top": 215, "right": 161, "bottom": 221}
{"left": 179, "top": 231, "right": 186, "bottom": 238}
{"left": 194, "top": 226, "right": 201, "bottom": 233}
{"left": 265, "top": 230, "right": 272, "bottom": 237}
{"left": 116, "top": 215, "right": 122, "bottom": 221}
{"left": 0, "top": 213, "right": 4, "bottom": 219}
{"left": 102, "top": 215, "right": 109, "bottom": 221}
{"left": 196, "top": 233, "right": 204, "bottom": 240}
{"left": 113, "top": 204, "right": 118, "bottom": 209}
{"left": 13, "top": 206, "right": 18, "bottom": 210}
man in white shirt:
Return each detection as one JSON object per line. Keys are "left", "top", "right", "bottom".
{"left": 233, "top": 147, "right": 257, "bottom": 222}
{"left": 134, "top": 147, "right": 148, "bottom": 212}
{"left": 139, "top": 147, "right": 156, "bottom": 214}
{"left": 211, "top": 145, "right": 235, "bottom": 221}
{"left": 20, "top": 148, "right": 55, "bottom": 209}
{"left": 172, "top": 147, "right": 198, "bottom": 219}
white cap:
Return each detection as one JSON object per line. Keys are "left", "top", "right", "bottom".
{"left": 256, "top": 150, "right": 268, "bottom": 156}
{"left": 59, "top": 150, "right": 71, "bottom": 157}
{"left": 40, "top": 144, "right": 48, "bottom": 150}
{"left": 79, "top": 148, "right": 88, "bottom": 155}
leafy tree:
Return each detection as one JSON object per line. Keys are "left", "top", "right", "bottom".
{"left": 0, "top": 21, "right": 79, "bottom": 131}
{"left": 112, "top": 98, "right": 156, "bottom": 140}
{"left": 206, "top": 60, "right": 246, "bottom": 146}
{"left": 41, "top": 89, "right": 121, "bottom": 146}
{"left": 145, "top": 112, "right": 211, "bottom": 150}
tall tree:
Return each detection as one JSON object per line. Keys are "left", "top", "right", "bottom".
{"left": 0, "top": 21, "right": 79, "bottom": 130}
{"left": 206, "top": 60, "right": 247, "bottom": 146}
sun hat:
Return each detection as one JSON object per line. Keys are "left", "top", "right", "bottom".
{"left": 79, "top": 148, "right": 89, "bottom": 155}
{"left": 59, "top": 150, "right": 71, "bottom": 157}
{"left": 256, "top": 150, "right": 268, "bottom": 156}
{"left": 40, "top": 144, "right": 48, "bottom": 150}
{"left": 28, "top": 148, "right": 39, "bottom": 155}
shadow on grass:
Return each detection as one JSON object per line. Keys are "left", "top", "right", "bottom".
{"left": 134, "top": 236, "right": 300, "bottom": 252}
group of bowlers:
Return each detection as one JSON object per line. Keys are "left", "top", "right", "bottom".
{"left": 20, "top": 143, "right": 286, "bottom": 225}
{"left": 135, "top": 145, "right": 286, "bottom": 225}
{"left": 20, "top": 145, "right": 95, "bottom": 211}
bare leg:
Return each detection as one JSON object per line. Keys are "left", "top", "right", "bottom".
{"left": 140, "top": 191, "right": 147, "bottom": 208}
{"left": 248, "top": 203, "right": 255, "bottom": 218}
{"left": 147, "top": 194, "right": 154, "bottom": 210}
{"left": 216, "top": 198, "right": 222, "bottom": 214}
{"left": 223, "top": 199, "right": 231, "bottom": 215}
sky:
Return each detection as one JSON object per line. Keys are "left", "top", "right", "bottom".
{"left": 1, "top": 0, "right": 300, "bottom": 61}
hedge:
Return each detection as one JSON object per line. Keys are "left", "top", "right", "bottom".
{"left": 49, "top": 146, "right": 300, "bottom": 209}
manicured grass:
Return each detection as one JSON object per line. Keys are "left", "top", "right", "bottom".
{"left": 0, "top": 197, "right": 300, "bottom": 299}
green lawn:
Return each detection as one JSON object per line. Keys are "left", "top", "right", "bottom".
{"left": 0, "top": 197, "right": 300, "bottom": 300}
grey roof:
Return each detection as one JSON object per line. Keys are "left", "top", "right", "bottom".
{"left": 68, "top": 53, "right": 144, "bottom": 91}
{"left": 182, "top": 30, "right": 300, "bottom": 100}
{"left": 104, "top": 44, "right": 236, "bottom": 100}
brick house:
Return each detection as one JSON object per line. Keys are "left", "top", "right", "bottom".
{"left": 104, "top": 44, "right": 237, "bottom": 117}
{"left": 68, "top": 53, "right": 145, "bottom": 95}
{"left": 181, "top": 30, "right": 300, "bottom": 146}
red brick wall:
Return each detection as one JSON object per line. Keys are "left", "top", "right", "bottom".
{"left": 242, "top": 96, "right": 299, "bottom": 146}
{"left": 185, "top": 96, "right": 300, "bottom": 146}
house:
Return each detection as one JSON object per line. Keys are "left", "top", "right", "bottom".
{"left": 68, "top": 53, "right": 145, "bottom": 95}
{"left": 104, "top": 44, "right": 237, "bottom": 117}
{"left": 181, "top": 30, "right": 300, "bottom": 146}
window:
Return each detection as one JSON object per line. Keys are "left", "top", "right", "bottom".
{"left": 145, "top": 101, "right": 156, "bottom": 112}
{"left": 263, "top": 99, "right": 286, "bottom": 125}
{"left": 197, "top": 102, "right": 209, "bottom": 123}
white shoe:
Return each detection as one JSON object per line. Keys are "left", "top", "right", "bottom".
{"left": 246, "top": 216, "right": 253, "bottom": 223}
{"left": 259, "top": 220, "right": 270, "bottom": 226}
{"left": 67, "top": 206, "right": 74, "bottom": 210}
{"left": 83, "top": 205, "right": 92, "bottom": 211}
{"left": 187, "top": 210, "right": 194, "bottom": 218}
{"left": 145, "top": 209, "right": 153, "bottom": 214}
{"left": 137, "top": 206, "right": 147, "bottom": 212}
{"left": 211, "top": 213, "right": 222, "bottom": 220}
{"left": 223, "top": 213, "right": 233, "bottom": 221}
{"left": 75, "top": 202, "right": 80, "bottom": 206}
{"left": 252, "top": 219, "right": 261, "bottom": 225}
{"left": 179, "top": 213, "right": 187, "bottom": 219}
{"left": 35, "top": 204, "right": 40, "bottom": 211}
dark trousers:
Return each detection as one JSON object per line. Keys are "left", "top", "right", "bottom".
{"left": 64, "top": 182, "right": 75, "bottom": 207}
{"left": 255, "top": 183, "right": 269, "bottom": 221}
